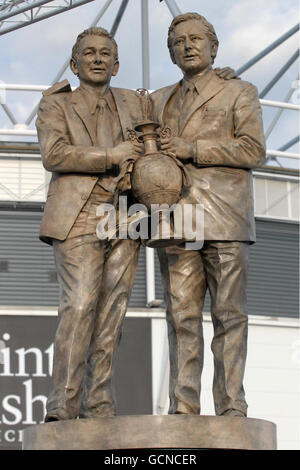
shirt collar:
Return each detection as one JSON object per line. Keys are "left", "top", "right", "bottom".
{"left": 181, "top": 66, "right": 212, "bottom": 98}
{"left": 79, "top": 85, "right": 113, "bottom": 115}
{"left": 181, "top": 79, "right": 195, "bottom": 98}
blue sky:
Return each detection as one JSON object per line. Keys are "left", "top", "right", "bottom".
{"left": 0, "top": 0, "right": 299, "bottom": 168}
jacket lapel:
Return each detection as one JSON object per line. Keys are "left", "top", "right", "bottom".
{"left": 179, "top": 71, "right": 226, "bottom": 135}
{"left": 157, "top": 83, "right": 179, "bottom": 126}
{"left": 111, "top": 87, "right": 133, "bottom": 139}
{"left": 71, "top": 88, "right": 97, "bottom": 144}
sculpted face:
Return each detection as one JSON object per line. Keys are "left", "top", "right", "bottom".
{"left": 171, "top": 19, "right": 215, "bottom": 77}
{"left": 71, "top": 35, "right": 119, "bottom": 87}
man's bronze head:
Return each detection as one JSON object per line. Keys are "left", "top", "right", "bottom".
{"left": 71, "top": 27, "right": 119, "bottom": 66}
{"left": 70, "top": 27, "right": 119, "bottom": 87}
{"left": 167, "top": 13, "right": 219, "bottom": 65}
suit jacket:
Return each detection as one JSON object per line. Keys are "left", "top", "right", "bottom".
{"left": 36, "top": 80, "right": 143, "bottom": 245}
{"left": 150, "top": 69, "right": 266, "bottom": 243}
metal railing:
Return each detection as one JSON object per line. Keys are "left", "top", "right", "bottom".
{"left": 0, "top": 0, "right": 95, "bottom": 36}
{"left": 0, "top": 83, "right": 299, "bottom": 161}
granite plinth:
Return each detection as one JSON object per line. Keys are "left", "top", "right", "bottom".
{"left": 22, "top": 415, "right": 277, "bottom": 450}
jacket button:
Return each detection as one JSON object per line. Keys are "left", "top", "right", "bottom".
{"left": 81, "top": 194, "right": 87, "bottom": 200}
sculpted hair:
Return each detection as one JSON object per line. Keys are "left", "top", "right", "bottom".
{"left": 71, "top": 26, "right": 119, "bottom": 65}
{"left": 167, "top": 12, "right": 219, "bottom": 63}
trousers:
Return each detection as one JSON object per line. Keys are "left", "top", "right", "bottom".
{"left": 46, "top": 229, "right": 140, "bottom": 420}
{"left": 157, "top": 241, "right": 249, "bottom": 416}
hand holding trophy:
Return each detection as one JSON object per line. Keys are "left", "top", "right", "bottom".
{"left": 130, "top": 89, "right": 186, "bottom": 247}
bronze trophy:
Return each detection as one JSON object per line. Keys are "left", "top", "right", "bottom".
{"left": 130, "top": 89, "right": 185, "bottom": 247}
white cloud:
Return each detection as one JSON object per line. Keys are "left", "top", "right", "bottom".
{"left": 218, "top": 0, "right": 298, "bottom": 63}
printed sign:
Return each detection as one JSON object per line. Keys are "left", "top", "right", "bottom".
{"left": 0, "top": 316, "right": 152, "bottom": 450}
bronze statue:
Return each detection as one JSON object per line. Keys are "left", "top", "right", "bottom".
{"left": 36, "top": 21, "right": 255, "bottom": 423}
{"left": 36, "top": 27, "right": 144, "bottom": 421}
{"left": 151, "top": 13, "right": 266, "bottom": 417}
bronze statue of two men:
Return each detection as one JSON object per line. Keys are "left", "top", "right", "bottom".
{"left": 36, "top": 12, "right": 265, "bottom": 422}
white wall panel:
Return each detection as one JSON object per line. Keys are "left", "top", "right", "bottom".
{"left": 152, "top": 316, "right": 300, "bottom": 450}
{"left": 0, "top": 158, "right": 47, "bottom": 201}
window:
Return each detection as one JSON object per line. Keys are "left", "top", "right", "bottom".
{"left": 254, "top": 175, "right": 299, "bottom": 221}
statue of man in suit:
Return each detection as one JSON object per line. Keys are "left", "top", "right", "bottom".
{"left": 36, "top": 27, "right": 143, "bottom": 421}
{"left": 151, "top": 13, "right": 266, "bottom": 417}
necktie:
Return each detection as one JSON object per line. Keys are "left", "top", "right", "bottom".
{"left": 96, "top": 97, "right": 114, "bottom": 148}
{"left": 179, "top": 81, "right": 196, "bottom": 131}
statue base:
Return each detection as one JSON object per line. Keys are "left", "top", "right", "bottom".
{"left": 22, "top": 415, "right": 277, "bottom": 450}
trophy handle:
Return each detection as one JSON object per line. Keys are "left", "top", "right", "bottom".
{"left": 160, "top": 126, "right": 172, "bottom": 140}
{"left": 127, "top": 128, "right": 141, "bottom": 143}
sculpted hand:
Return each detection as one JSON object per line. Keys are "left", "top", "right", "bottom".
{"left": 161, "top": 136, "right": 195, "bottom": 161}
{"left": 109, "top": 141, "right": 143, "bottom": 168}
{"left": 214, "top": 66, "right": 239, "bottom": 80}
